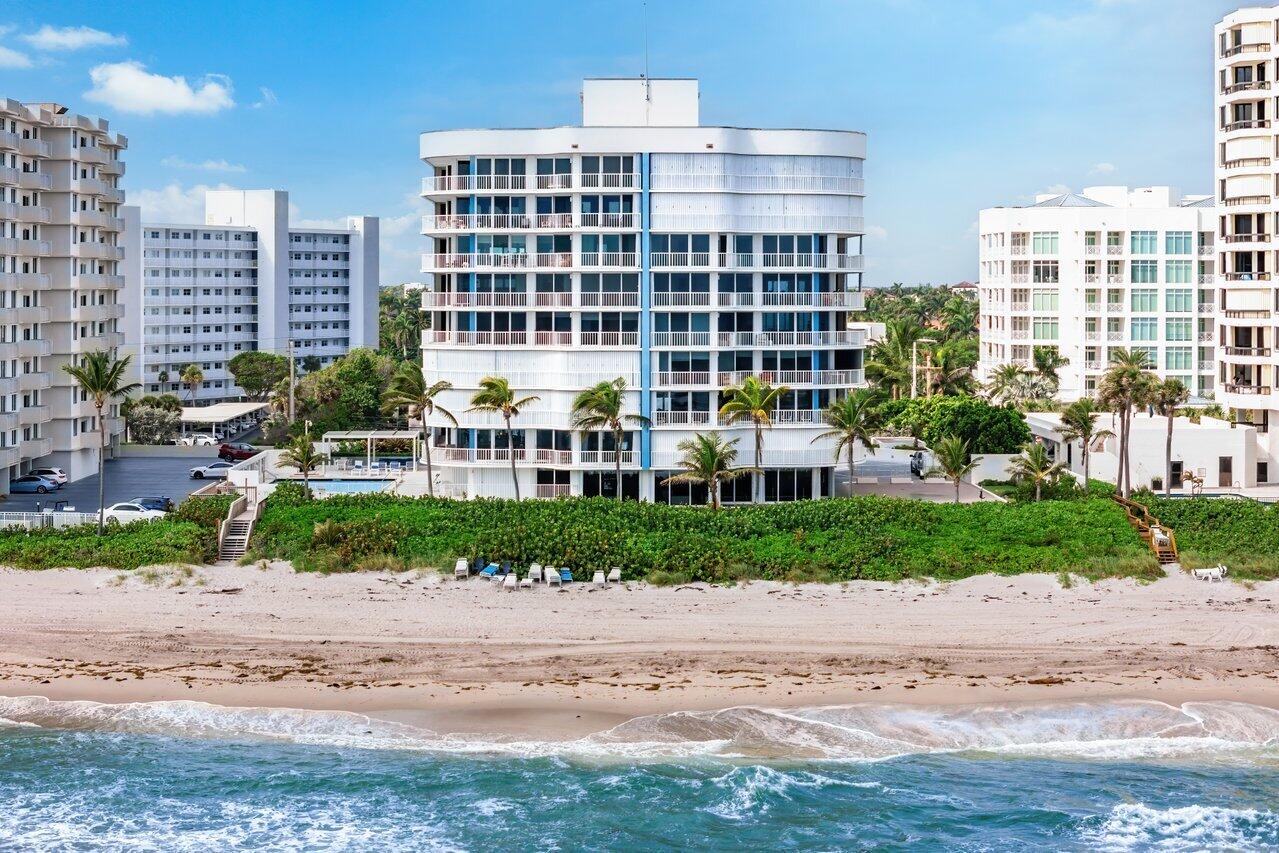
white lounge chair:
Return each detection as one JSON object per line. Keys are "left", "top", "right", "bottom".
{"left": 1192, "top": 566, "right": 1224, "bottom": 582}
{"left": 592, "top": 570, "right": 606, "bottom": 588}
{"left": 454, "top": 558, "right": 468, "bottom": 579}
{"left": 528, "top": 564, "right": 543, "bottom": 583}
{"left": 519, "top": 574, "right": 533, "bottom": 589}
{"left": 607, "top": 567, "right": 621, "bottom": 584}
{"left": 546, "top": 569, "right": 561, "bottom": 587}
{"left": 503, "top": 574, "right": 517, "bottom": 591}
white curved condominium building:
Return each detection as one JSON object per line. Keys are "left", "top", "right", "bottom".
{"left": 978, "top": 186, "right": 1216, "bottom": 402}
{"left": 0, "top": 99, "right": 128, "bottom": 494}
{"left": 1215, "top": 6, "right": 1279, "bottom": 483}
{"left": 419, "top": 78, "right": 868, "bottom": 502}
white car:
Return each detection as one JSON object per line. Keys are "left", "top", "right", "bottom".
{"left": 189, "top": 460, "right": 235, "bottom": 479}
{"left": 102, "top": 502, "right": 167, "bottom": 525}
{"left": 180, "top": 433, "right": 218, "bottom": 447}
{"left": 29, "top": 467, "right": 68, "bottom": 485}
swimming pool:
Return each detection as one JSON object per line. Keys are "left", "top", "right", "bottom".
{"left": 304, "top": 479, "right": 394, "bottom": 495}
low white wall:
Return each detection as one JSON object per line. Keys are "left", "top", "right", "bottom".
{"left": 966, "top": 453, "right": 1017, "bottom": 484}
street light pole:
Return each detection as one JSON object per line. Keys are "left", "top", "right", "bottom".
{"left": 911, "top": 337, "right": 938, "bottom": 399}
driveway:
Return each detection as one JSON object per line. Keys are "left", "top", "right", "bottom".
{"left": 2, "top": 455, "right": 219, "bottom": 513}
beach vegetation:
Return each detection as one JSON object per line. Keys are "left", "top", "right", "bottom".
{"left": 1137, "top": 496, "right": 1279, "bottom": 580}
{"left": 61, "top": 351, "right": 142, "bottom": 534}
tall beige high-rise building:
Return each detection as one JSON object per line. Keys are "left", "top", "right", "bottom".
{"left": 0, "top": 98, "right": 128, "bottom": 495}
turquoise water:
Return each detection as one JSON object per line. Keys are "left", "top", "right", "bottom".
{"left": 1, "top": 697, "right": 1277, "bottom": 851}
{"left": 305, "top": 479, "right": 394, "bottom": 495}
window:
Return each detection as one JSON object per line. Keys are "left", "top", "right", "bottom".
{"left": 1165, "top": 347, "right": 1192, "bottom": 370}
{"left": 1165, "top": 288, "right": 1193, "bottom": 312}
{"left": 1031, "top": 232, "right": 1058, "bottom": 254}
{"left": 1130, "top": 318, "right": 1158, "bottom": 341}
{"left": 1130, "top": 231, "right": 1158, "bottom": 254}
{"left": 1130, "top": 288, "right": 1158, "bottom": 311}
{"left": 1165, "top": 260, "right": 1193, "bottom": 284}
{"left": 1031, "top": 289, "right": 1058, "bottom": 311}
{"left": 1032, "top": 261, "right": 1059, "bottom": 283}
{"left": 1129, "top": 346, "right": 1157, "bottom": 367}
{"left": 1165, "top": 231, "right": 1193, "bottom": 254}
{"left": 1165, "top": 318, "right": 1192, "bottom": 341}
{"left": 1032, "top": 318, "right": 1059, "bottom": 339}
{"left": 1130, "top": 261, "right": 1158, "bottom": 283}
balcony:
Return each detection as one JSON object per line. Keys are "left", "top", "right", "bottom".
{"left": 421, "top": 174, "right": 529, "bottom": 194}
{"left": 535, "top": 483, "right": 572, "bottom": 498}
{"left": 717, "top": 292, "right": 755, "bottom": 307}
{"left": 70, "top": 242, "right": 125, "bottom": 260}
{"left": 425, "top": 213, "right": 533, "bottom": 231}
{"left": 1225, "top": 346, "right": 1272, "bottom": 357}
{"left": 1084, "top": 360, "right": 1101, "bottom": 370}
{"left": 1010, "top": 329, "right": 1030, "bottom": 340}
{"left": 0, "top": 272, "right": 49, "bottom": 289}
{"left": 17, "top": 339, "right": 52, "bottom": 358}
{"left": 17, "top": 171, "right": 51, "bottom": 191}
{"left": 579, "top": 291, "right": 639, "bottom": 307}
{"left": 13, "top": 306, "right": 49, "bottom": 324}
{"left": 656, "top": 371, "right": 711, "bottom": 386}
{"left": 579, "top": 252, "right": 638, "bottom": 267}
{"left": 1224, "top": 383, "right": 1271, "bottom": 395}
{"left": 1199, "top": 275, "right": 1214, "bottom": 284}
{"left": 772, "top": 410, "right": 830, "bottom": 425}
{"left": 1224, "top": 272, "right": 1271, "bottom": 281}
{"left": 1010, "top": 301, "right": 1030, "bottom": 311}
{"left": 534, "top": 173, "right": 573, "bottom": 190}
{"left": 534, "top": 252, "right": 574, "bottom": 268}
{"left": 1084, "top": 274, "right": 1100, "bottom": 283}
{"left": 1222, "top": 42, "right": 1270, "bottom": 57}
{"left": 1084, "top": 330, "right": 1100, "bottom": 341}
{"left": 19, "top": 437, "right": 52, "bottom": 459}
{"left": 714, "top": 330, "right": 865, "bottom": 348}
{"left": 652, "top": 331, "right": 712, "bottom": 347}
{"left": 421, "top": 291, "right": 530, "bottom": 308}
{"left": 453, "top": 331, "right": 529, "bottom": 346}
{"left": 1223, "top": 157, "right": 1271, "bottom": 169}
{"left": 1223, "top": 80, "right": 1271, "bottom": 94}
{"left": 1010, "top": 245, "right": 1027, "bottom": 255}
{"left": 653, "top": 411, "right": 713, "bottom": 426}
{"left": 1198, "top": 303, "right": 1215, "bottom": 313}
{"left": 579, "top": 450, "right": 638, "bottom": 467}
{"left": 1107, "top": 245, "right": 1124, "bottom": 255}
{"left": 532, "top": 448, "right": 574, "bottom": 466}
{"left": 1224, "top": 119, "right": 1271, "bottom": 131}
{"left": 1010, "top": 274, "right": 1029, "bottom": 283}
{"left": 18, "top": 405, "right": 48, "bottom": 427}
{"left": 1084, "top": 245, "right": 1100, "bottom": 255}
{"left": 579, "top": 331, "right": 639, "bottom": 347}
{"left": 650, "top": 252, "right": 712, "bottom": 268}
{"left": 18, "top": 138, "right": 49, "bottom": 157}
{"left": 1224, "top": 195, "right": 1270, "bottom": 206}
{"left": 1224, "top": 233, "right": 1270, "bottom": 243}
{"left": 1107, "top": 331, "right": 1125, "bottom": 341}
{"left": 577, "top": 212, "right": 636, "bottom": 229}
{"left": 1199, "top": 330, "right": 1216, "bottom": 342}
{"left": 422, "top": 252, "right": 531, "bottom": 271}
{"left": 18, "top": 371, "right": 50, "bottom": 392}
{"left": 532, "top": 291, "right": 573, "bottom": 307}
{"left": 1106, "top": 274, "right": 1125, "bottom": 284}
{"left": 1106, "top": 302, "right": 1125, "bottom": 313}
{"left": 534, "top": 331, "right": 573, "bottom": 346}
{"left": 0, "top": 238, "right": 50, "bottom": 256}
{"left": 579, "top": 173, "right": 640, "bottom": 190}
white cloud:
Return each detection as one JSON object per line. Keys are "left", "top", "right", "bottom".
{"left": 23, "top": 25, "right": 126, "bottom": 51}
{"left": 1089, "top": 162, "right": 1117, "bottom": 175}
{"left": 85, "top": 61, "right": 234, "bottom": 115}
{"left": 1040, "top": 183, "right": 1071, "bottom": 196}
{"left": 0, "top": 29, "right": 32, "bottom": 68}
{"left": 161, "top": 155, "right": 246, "bottom": 173}
{"left": 251, "top": 87, "right": 278, "bottom": 109}
{"left": 132, "top": 182, "right": 238, "bottom": 223}
{"left": 865, "top": 224, "right": 888, "bottom": 241}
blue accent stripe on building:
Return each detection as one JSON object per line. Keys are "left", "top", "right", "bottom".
{"left": 640, "top": 153, "right": 653, "bottom": 471}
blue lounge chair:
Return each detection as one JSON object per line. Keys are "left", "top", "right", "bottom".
{"left": 478, "top": 563, "right": 499, "bottom": 580}
{"left": 559, "top": 568, "right": 573, "bottom": 584}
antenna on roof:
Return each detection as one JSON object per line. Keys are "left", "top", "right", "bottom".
{"left": 643, "top": 1, "right": 651, "bottom": 101}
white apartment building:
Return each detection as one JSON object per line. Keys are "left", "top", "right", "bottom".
{"left": 137, "top": 190, "right": 378, "bottom": 403}
{"left": 1215, "top": 6, "right": 1279, "bottom": 485}
{"left": 978, "top": 186, "right": 1217, "bottom": 402}
{"left": 419, "top": 78, "right": 868, "bottom": 502}
{"left": 1, "top": 99, "right": 128, "bottom": 494}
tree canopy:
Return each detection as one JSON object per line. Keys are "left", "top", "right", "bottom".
{"left": 228, "top": 351, "right": 290, "bottom": 400}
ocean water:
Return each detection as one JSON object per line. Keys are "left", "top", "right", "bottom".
{"left": 1, "top": 697, "right": 1277, "bottom": 851}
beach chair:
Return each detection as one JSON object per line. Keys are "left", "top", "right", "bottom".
{"left": 546, "top": 567, "right": 561, "bottom": 587}
{"left": 519, "top": 573, "right": 533, "bottom": 589}
{"left": 353, "top": 460, "right": 365, "bottom": 474}
{"left": 1218, "top": 563, "right": 1229, "bottom": 577}
{"left": 478, "top": 562, "right": 499, "bottom": 580}
{"left": 607, "top": 567, "right": 621, "bottom": 584}
{"left": 503, "top": 574, "right": 517, "bottom": 591}
{"left": 592, "top": 570, "right": 606, "bottom": 588}
{"left": 559, "top": 568, "right": 574, "bottom": 585}
{"left": 528, "top": 564, "right": 543, "bottom": 583}
{"left": 454, "top": 558, "right": 469, "bottom": 580}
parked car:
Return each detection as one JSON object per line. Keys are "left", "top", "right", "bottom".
{"left": 180, "top": 433, "right": 218, "bottom": 447}
{"left": 10, "top": 474, "right": 61, "bottom": 494}
{"left": 189, "top": 460, "right": 235, "bottom": 480}
{"left": 102, "top": 502, "right": 167, "bottom": 525}
{"left": 219, "top": 442, "right": 258, "bottom": 462}
{"left": 29, "top": 467, "right": 68, "bottom": 485}
{"left": 130, "top": 496, "right": 175, "bottom": 513}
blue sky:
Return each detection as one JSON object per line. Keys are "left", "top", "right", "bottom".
{"left": 0, "top": 0, "right": 1244, "bottom": 287}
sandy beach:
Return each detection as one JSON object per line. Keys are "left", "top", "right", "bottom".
{"left": 1, "top": 563, "right": 1277, "bottom": 738}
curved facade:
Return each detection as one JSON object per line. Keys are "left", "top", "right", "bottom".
{"left": 418, "top": 79, "right": 868, "bottom": 502}
{"left": 1215, "top": 8, "right": 1279, "bottom": 481}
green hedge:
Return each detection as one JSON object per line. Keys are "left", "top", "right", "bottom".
{"left": 1140, "top": 496, "right": 1279, "bottom": 580}
{"left": 0, "top": 494, "right": 234, "bottom": 570}
{"left": 251, "top": 487, "right": 1157, "bottom": 582}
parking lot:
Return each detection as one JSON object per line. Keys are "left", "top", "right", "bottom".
{"left": 2, "top": 455, "right": 222, "bottom": 513}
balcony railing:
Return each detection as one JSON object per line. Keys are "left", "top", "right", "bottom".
{"left": 1224, "top": 309, "right": 1272, "bottom": 318}
{"left": 718, "top": 292, "right": 755, "bottom": 307}
{"left": 715, "top": 330, "right": 864, "bottom": 347}
{"left": 652, "top": 331, "right": 712, "bottom": 347}
{"left": 1224, "top": 383, "right": 1271, "bottom": 395}
{"left": 1224, "top": 233, "right": 1270, "bottom": 243}
{"left": 650, "top": 252, "right": 712, "bottom": 267}
{"left": 656, "top": 371, "right": 711, "bottom": 386}
{"left": 577, "top": 212, "right": 636, "bottom": 228}
{"left": 652, "top": 291, "right": 712, "bottom": 307}
{"left": 1225, "top": 119, "right": 1271, "bottom": 131}
{"left": 535, "top": 252, "right": 574, "bottom": 268}
{"left": 1198, "top": 303, "right": 1215, "bottom": 313}
{"left": 423, "top": 252, "right": 530, "bottom": 270}
{"left": 1224, "top": 195, "right": 1270, "bottom": 206}
{"left": 421, "top": 174, "right": 529, "bottom": 193}
{"left": 1107, "top": 245, "right": 1124, "bottom": 255}
{"left": 533, "top": 291, "right": 573, "bottom": 307}
{"left": 536, "top": 483, "right": 572, "bottom": 498}
{"left": 1223, "top": 43, "right": 1270, "bottom": 57}
{"left": 579, "top": 173, "right": 640, "bottom": 189}
{"left": 454, "top": 331, "right": 529, "bottom": 346}
{"left": 1107, "top": 302, "right": 1125, "bottom": 312}
{"left": 1011, "top": 329, "right": 1030, "bottom": 339}
{"left": 533, "top": 448, "right": 574, "bottom": 466}
{"left": 772, "top": 410, "right": 830, "bottom": 425}
{"left": 1010, "top": 245, "right": 1027, "bottom": 255}
{"left": 535, "top": 173, "right": 573, "bottom": 190}
{"left": 1223, "top": 157, "right": 1271, "bottom": 169}
{"left": 579, "top": 291, "right": 639, "bottom": 307}
{"left": 1223, "top": 80, "right": 1271, "bottom": 94}
{"left": 421, "top": 291, "right": 530, "bottom": 307}
{"left": 534, "top": 331, "right": 573, "bottom": 346}
{"left": 1107, "top": 331, "right": 1125, "bottom": 341}
{"left": 579, "top": 331, "right": 639, "bottom": 346}
{"left": 653, "top": 411, "right": 713, "bottom": 426}
{"left": 579, "top": 252, "right": 638, "bottom": 267}
{"left": 1225, "top": 346, "right": 1272, "bottom": 356}
{"left": 579, "top": 450, "right": 638, "bottom": 466}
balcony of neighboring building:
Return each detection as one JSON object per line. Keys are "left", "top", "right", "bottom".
{"left": 0, "top": 237, "right": 51, "bottom": 257}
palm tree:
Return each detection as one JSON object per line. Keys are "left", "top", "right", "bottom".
{"left": 280, "top": 433, "right": 327, "bottom": 495}
{"left": 1151, "top": 377, "right": 1190, "bottom": 496}
{"left": 927, "top": 338, "right": 978, "bottom": 396}
{"left": 180, "top": 363, "right": 204, "bottom": 405}
{"left": 1006, "top": 440, "right": 1065, "bottom": 502}
{"left": 1032, "top": 346, "right": 1069, "bottom": 393}
{"left": 986, "top": 363, "right": 1028, "bottom": 406}
{"left": 468, "top": 376, "right": 539, "bottom": 500}
{"left": 570, "top": 377, "right": 649, "bottom": 501}
{"left": 865, "top": 319, "right": 923, "bottom": 399}
{"left": 929, "top": 434, "right": 979, "bottom": 504}
{"left": 1059, "top": 398, "right": 1114, "bottom": 488}
{"left": 661, "top": 433, "right": 758, "bottom": 511}
{"left": 813, "top": 389, "right": 881, "bottom": 484}
{"left": 718, "top": 374, "right": 789, "bottom": 503}
{"left": 381, "top": 363, "right": 457, "bottom": 498}
{"left": 1098, "top": 348, "right": 1157, "bottom": 498}
{"left": 940, "top": 295, "right": 978, "bottom": 338}
{"left": 61, "top": 351, "right": 141, "bottom": 535}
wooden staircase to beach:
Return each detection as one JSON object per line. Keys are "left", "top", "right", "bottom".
{"left": 219, "top": 513, "right": 253, "bottom": 561}
{"left": 1113, "top": 495, "right": 1179, "bottom": 566}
